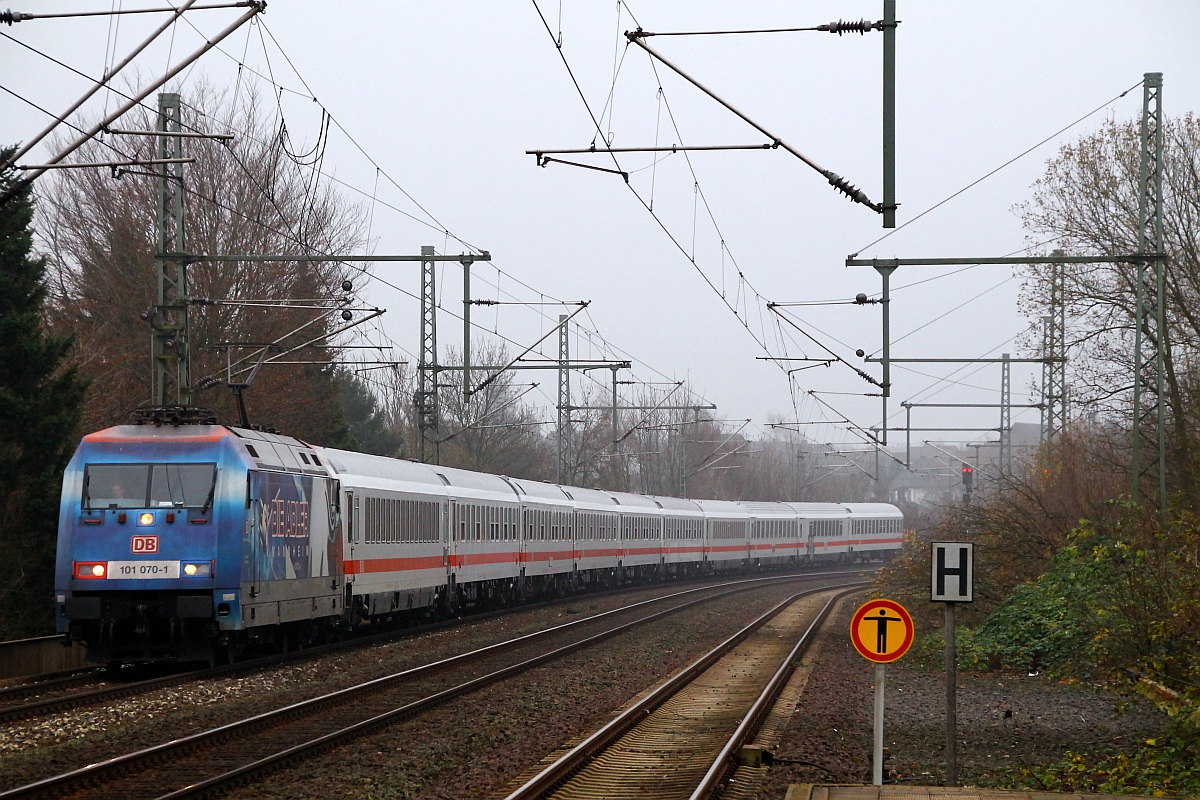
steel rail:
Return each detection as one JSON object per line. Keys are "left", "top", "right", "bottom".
{"left": 0, "top": 572, "right": 849, "bottom": 800}
{"left": 500, "top": 581, "right": 865, "bottom": 800}
{"left": 0, "top": 570, "right": 846, "bottom": 723}
{"left": 690, "top": 588, "right": 852, "bottom": 799}
{"left": 0, "top": 665, "right": 206, "bottom": 724}
{"left": 0, "top": 667, "right": 106, "bottom": 706}
{"left": 159, "top": 575, "right": 835, "bottom": 800}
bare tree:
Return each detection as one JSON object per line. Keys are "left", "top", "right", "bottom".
{"left": 562, "top": 382, "right": 629, "bottom": 490}
{"left": 435, "top": 342, "right": 555, "bottom": 479}
{"left": 37, "top": 80, "right": 367, "bottom": 441}
{"left": 1017, "top": 114, "right": 1200, "bottom": 495}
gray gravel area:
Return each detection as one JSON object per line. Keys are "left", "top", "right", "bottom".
{"left": 761, "top": 598, "right": 1171, "bottom": 796}
{"left": 218, "top": 580, "right": 812, "bottom": 800}
{"left": 10, "top": 577, "right": 1152, "bottom": 800}
{"left": 0, "top": 575, "right": 826, "bottom": 795}
{"left": 0, "top": 582, "right": 695, "bottom": 790}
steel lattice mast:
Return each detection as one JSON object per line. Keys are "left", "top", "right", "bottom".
{"left": 1132, "top": 72, "right": 1166, "bottom": 509}
{"left": 152, "top": 93, "right": 191, "bottom": 407}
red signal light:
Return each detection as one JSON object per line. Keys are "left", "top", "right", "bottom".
{"left": 961, "top": 466, "right": 973, "bottom": 474}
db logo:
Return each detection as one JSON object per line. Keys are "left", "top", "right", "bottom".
{"left": 131, "top": 535, "right": 159, "bottom": 554}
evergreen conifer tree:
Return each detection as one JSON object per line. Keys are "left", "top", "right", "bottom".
{"left": 0, "top": 147, "right": 88, "bottom": 638}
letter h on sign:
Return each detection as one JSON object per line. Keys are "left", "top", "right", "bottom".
{"left": 931, "top": 542, "right": 973, "bottom": 602}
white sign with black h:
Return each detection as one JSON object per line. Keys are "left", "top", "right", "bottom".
{"left": 931, "top": 542, "right": 973, "bottom": 602}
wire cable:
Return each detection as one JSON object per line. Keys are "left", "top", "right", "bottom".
{"left": 850, "top": 80, "right": 1144, "bottom": 258}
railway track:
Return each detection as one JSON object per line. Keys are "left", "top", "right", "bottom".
{"left": 0, "top": 597, "right": 571, "bottom": 723}
{"left": 0, "top": 665, "right": 207, "bottom": 724}
{"left": 499, "top": 585, "right": 857, "bottom": 800}
{"left": 0, "top": 567, "right": 867, "bottom": 726}
{"left": 0, "top": 667, "right": 108, "bottom": 707}
{"left": 1, "top": 572, "right": 853, "bottom": 800}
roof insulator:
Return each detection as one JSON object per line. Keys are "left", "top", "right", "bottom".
{"left": 819, "top": 18, "right": 884, "bottom": 36}
{"left": 823, "top": 170, "right": 873, "bottom": 208}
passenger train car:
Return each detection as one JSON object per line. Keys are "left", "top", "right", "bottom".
{"left": 55, "top": 423, "right": 905, "bottom": 664}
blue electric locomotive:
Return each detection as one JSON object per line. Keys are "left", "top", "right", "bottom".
{"left": 55, "top": 424, "right": 344, "bottom": 664}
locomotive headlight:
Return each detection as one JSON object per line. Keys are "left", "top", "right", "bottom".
{"left": 182, "top": 562, "right": 211, "bottom": 577}
{"left": 183, "top": 563, "right": 197, "bottom": 576}
{"left": 138, "top": 512, "right": 154, "bottom": 526}
{"left": 74, "top": 561, "right": 107, "bottom": 579}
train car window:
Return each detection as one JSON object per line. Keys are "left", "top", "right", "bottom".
{"left": 311, "top": 454, "right": 322, "bottom": 466}
{"left": 365, "top": 497, "right": 373, "bottom": 542}
{"left": 149, "top": 463, "right": 217, "bottom": 508}
{"left": 83, "top": 464, "right": 150, "bottom": 509}
{"left": 299, "top": 452, "right": 311, "bottom": 465}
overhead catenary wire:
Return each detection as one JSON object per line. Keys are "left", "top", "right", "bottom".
{"left": 1, "top": 2, "right": 265, "bottom": 201}
{"left": 850, "top": 79, "right": 1145, "bottom": 258}
{"left": 148, "top": 9, "right": 724, "bottom": 417}
{"left": 7, "top": 1, "right": 1003, "bottom": 450}
{"left": 530, "top": 0, "right": 893, "bottom": 435}
{"left": 179, "top": 13, "right": 713, "bottom": 410}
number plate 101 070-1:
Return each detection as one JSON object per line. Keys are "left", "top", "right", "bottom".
{"left": 108, "top": 561, "right": 180, "bottom": 579}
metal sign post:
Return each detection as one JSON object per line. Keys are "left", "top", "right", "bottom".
{"left": 850, "top": 598, "right": 915, "bottom": 786}
{"left": 931, "top": 542, "right": 974, "bottom": 786}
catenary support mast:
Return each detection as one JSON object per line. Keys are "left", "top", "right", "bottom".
{"left": 1132, "top": 72, "right": 1166, "bottom": 509}
{"left": 152, "top": 93, "right": 191, "bottom": 407}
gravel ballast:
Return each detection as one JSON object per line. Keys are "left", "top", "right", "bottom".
{"left": 4, "top": 579, "right": 1165, "bottom": 799}
{"left": 763, "top": 598, "right": 1172, "bottom": 796}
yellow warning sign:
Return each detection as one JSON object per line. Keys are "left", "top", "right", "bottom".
{"left": 850, "top": 598, "right": 914, "bottom": 663}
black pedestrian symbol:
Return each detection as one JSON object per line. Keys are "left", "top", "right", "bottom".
{"left": 864, "top": 607, "right": 902, "bottom": 654}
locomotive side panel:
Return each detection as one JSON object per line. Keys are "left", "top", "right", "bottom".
{"left": 240, "top": 470, "right": 343, "bottom": 628}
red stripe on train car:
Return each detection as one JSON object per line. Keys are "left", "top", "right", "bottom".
{"left": 452, "top": 551, "right": 523, "bottom": 567}
{"left": 519, "top": 550, "right": 574, "bottom": 563}
{"left": 664, "top": 546, "right": 705, "bottom": 555}
{"left": 573, "top": 547, "right": 623, "bottom": 559}
{"left": 344, "top": 555, "right": 445, "bottom": 574}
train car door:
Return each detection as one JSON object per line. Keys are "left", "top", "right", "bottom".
{"left": 446, "top": 498, "right": 458, "bottom": 572}
{"left": 344, "top": 490, "right": 358, "bottom": 582}
{"left": 245, "top": 471, "right": 262, "bottom": 597}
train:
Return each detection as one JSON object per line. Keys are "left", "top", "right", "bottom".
{"left": 55, "top": 421, "right": 905, "bottom": 665}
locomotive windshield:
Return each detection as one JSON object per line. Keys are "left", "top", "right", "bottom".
{"left": 83, "top": 463, "right": 216, "bottom": 509}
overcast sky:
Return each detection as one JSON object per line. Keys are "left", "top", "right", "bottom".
{"left": 4, "top": 1, "right": 1198, "bottom": 452}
